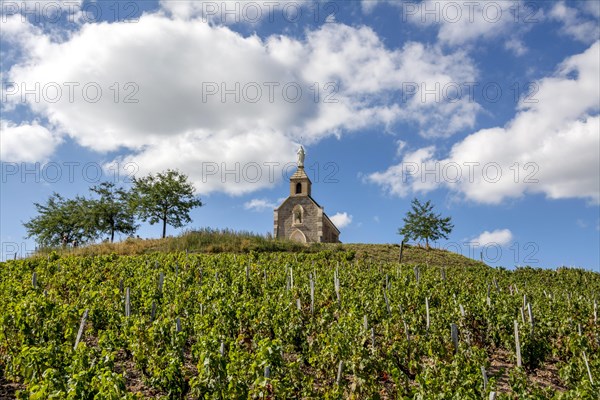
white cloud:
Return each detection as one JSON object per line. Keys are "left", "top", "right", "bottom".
{"left": 244, "top": 198, "right": 277, "bottom": 212}
{"left": 0, "top": 120, "right": 61, "bottom": 162}
{"left": 368, "top": 41, "right": 600, "bottom": 204}
{"left": 330, "top": 212, "right": 352, "bottom": 229}
{"left": 550, "top": 1, "right": 600, "bottom": 43}
{"left": 367, "top": 146, "right": 436, "bottom": 197}
{"left": 4, "top": 14, "right": 480, "bottom": 194}
{"left": 504, "top": 37, "right": 527, "bottom": 56}
{"left": 361, "top": 0, "right": 388, "bottom": 14}
{"left": 365, "top": 0, "right": 534, "bottom": 50}
{"left": 471, "top": 229, "right": 513, "bottom": 247}
{"left": 419, "top": 0, "right": 526, "bottom": 46}
{"left": 395, "top": 140, "right": 407, "bottom": 156}
{"left": 159, "top": 0, "right": 307, "bottom": 24}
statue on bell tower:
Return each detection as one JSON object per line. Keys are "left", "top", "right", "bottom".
{"left": 297, "top": 146, "right": 305, "bottom": 168}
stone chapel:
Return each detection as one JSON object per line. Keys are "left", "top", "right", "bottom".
{"left": 273, "top": 147, "right": 340, "bottom": 243}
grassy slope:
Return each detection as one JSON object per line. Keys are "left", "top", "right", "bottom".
{"left": 35, "top": 229, "right": 487, "bottom": 269}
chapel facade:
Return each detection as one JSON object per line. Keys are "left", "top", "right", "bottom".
{"left": 273, "top": 147, "right": 340, "bottom": 243}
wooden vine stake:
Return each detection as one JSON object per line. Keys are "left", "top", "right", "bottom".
{"left": 594, "top": 299, "right": 597, "bottom": 325}
{"left": 336, "top": 360, "right": 344, "bottom": 385}
{"left": 489, "top": 392, "right": 497, "bottom": 400}
{"left": 403, "top": 320, "right": 410, "bottom": 342}
{"left": 220, "top": 341, "right": 225, "bottom": 356}
{"left": 125, "top": 288, "right": 131, "bottom": 317}
{"left": 582, "top": 351, "right": 594, "bottom": 384}
{"left": 363, "top": 315, "right": 368, "bottom": 331}
{"left": 151, "top": 301, "right": 157, "bottom": 321}
{"left": 514, "top": 320, "right": 522, "bottom": 368}
{"left": 520, "top": 307, "right": 526, "bottom": 324}
{"left": 334, "top": 269, "right": 340, "bottom": 304}
{"left": 309, "top": 273, "right": 315, "bottom": 315}
{"left": 32, "top": 272, "right": 37, "bottom": 289}
{"left": 158, "top": 272, "right": 165, "bottom": 294}
{"left": 383, "top": 289, "right": 391, "bottom": 316}
{"left": 425, "top": 297, "right": 430, "bottom": 331}
{"left": 481, "top": 366, "right": 488, "bottom": 391}
{"left": 264, "top": 366, "right": 271, "bottom": 379}
{"left": 399, "top": 240, "right": 405, "bottom": 263}
{"left": 73, "top": 308, "right": 89, "bottom": 350}
{"left": 451, "top": 324, "right": 459, "bottom": 354}
{"left": 527, "top": 303, "right": 534, "bottom": 333}
{"left": 371, "top": 327, "right": 375, "bottom": 348}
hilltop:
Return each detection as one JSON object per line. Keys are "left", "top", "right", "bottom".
{"left": 33, "top": 228, "right": 487, "bottom": 269}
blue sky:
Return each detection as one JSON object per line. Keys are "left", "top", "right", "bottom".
{"left": 1, "top": 0, "right": 599, "bottom": 270}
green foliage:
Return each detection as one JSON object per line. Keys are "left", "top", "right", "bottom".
{"left": 1, "top": 253, "right": 599, "bottom": 398}
{"left": 89, "top": 182, "right": 138, "bottom": 242}
{"left": 129, "top": 169, "right": 202, "bottom": 238}
{"left": 23, "top": 193, "right": 97, "bottom": 247}
{"left": 399, "top": 198, "right": 454, "bottom": 248}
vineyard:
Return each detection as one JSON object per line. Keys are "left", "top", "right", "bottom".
{"left": 1, "top": 249, "right": 599, "bottom": 399}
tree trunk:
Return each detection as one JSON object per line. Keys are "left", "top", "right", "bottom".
{"left": 110, "top": 226, "right": 115, "bottom": 243}
{"left": 162, "top": 218, "right": 167, "bottom": 239}
{"left": 426, "top": 238, "right": 430, "bottom": 250}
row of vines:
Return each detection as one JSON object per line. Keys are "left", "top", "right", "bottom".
{"left": 1, "top": 251, "right": 598, "bottom": 398}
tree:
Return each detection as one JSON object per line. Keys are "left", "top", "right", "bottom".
{"left": 23, "top": 193, "right": 97, "bottom": 247}
{"left": 130, "top": 169, "right": 202, "bottom": 238}
{"left": 398, "top": 198, "right": 453, "bottom": 249}
{"left": 89, "top": 182, "right": 138, "bottom": 242}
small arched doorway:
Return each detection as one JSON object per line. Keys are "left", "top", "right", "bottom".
{"left": 289, "top": 229, "right": 307, "bottom": 243}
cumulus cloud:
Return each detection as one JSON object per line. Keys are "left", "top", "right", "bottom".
{"left": 368, "top": 41, "right": 600, "bottom": 204}
{"left": 550, "top": 1, "right": 600, "bottom": 43}
{"left": 330, "top": 212, "right": 352, "bottom": 229}
{"left": 0, "top": 120, "right": 61, "bottom": 162}
{"left": 159, "top": 0, "right": 308, "bottom": 24}
{"left": 3, "top": 13, "right": 481, "bottom": 194}
{"left": 504, "top": 37, "right": 527, "bottom": 56}
{"left": 244, "top": 198, "right": 277, "bottom": 212}
{"left": 471, "top": 229, "right": 513, "bottom": 247}
{"left": 363, "top": 0, "right": 535, "bottom": 50}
